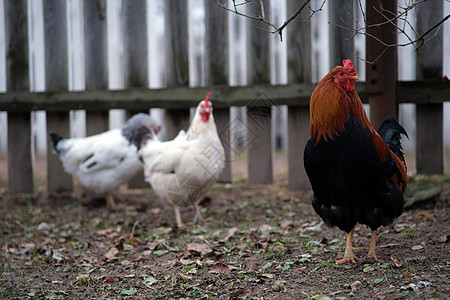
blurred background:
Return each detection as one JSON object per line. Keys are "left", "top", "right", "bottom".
{"left": 0, "top": 0, "right": 449, "bottom": 184}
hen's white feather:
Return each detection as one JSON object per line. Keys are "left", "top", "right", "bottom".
{"left": 139, "top": 99, "right": 225, "bottom": 209}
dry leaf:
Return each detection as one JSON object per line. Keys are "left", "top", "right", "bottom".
{"left": 186, "top": 243, "right": 212, "bottom": 256}
{"left": 280, "top": 220, "right": 293, "bottom": 229}
{"left": 272, "top": 246, "right": 287, "bottom": 252}
{"left": 178, "top": 273, "right": 192, "bottom": 280}
{"left": 351, "top": 280, "right": 362, "bottom": 289}
{"left": 258, "top": 224, "right": 272, "bottom": 233}
{"left": 104, "top": 277, "right": 115, "bottom": 283}
{"left": 209, "top": 262, "right": 231, "bottom": 274}
{"left": 390, "top": 256, "right": 401, "bottom": 267}
{"left": 105, "top": 247, "right": 119, "bottom": 259}
{"left": 411, "top": 245, "right": 424, "bottom": 251}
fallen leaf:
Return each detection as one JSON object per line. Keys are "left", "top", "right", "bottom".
{"left": 390, "top": 256, "right": 401, "bottom": 267}
{"left": 209, "top": 262, "right": 231, "bottom": 274}
{"left": 280, "top": 220, "right": 293, "bottom": 229}
{"left": 104, "top": 277, "right": 115, "bottom": 283}
{"left": 258, "top": 224, "right": 272, "bottom": 233}
{"left": 380, "top": 243, "right": 398, "bottom": 248}
{"left": 411, "top": 245, "right": 424, "bottom": 251}
{"left": 121, "top": 260, "right": 132, "bottom": 265}
{"left": 178, "top": 273, "right": 193, "bottom": 280}
{"left": 121, "top": 287, "right": 137, "bottom": 296}
{"left": 105, "top": 247, "right": 119, "bottom": 259}
{"left": 272, "top": 246, "right": 286, "bottom": 252}
{"left": 186, "top": 243, "right": 212, "bottom": 256}
{"left": 151, "top": 208, "right": 161, "bottom": 214}
{"left": 351, "top": 280, "right": 362, "bottom": 289}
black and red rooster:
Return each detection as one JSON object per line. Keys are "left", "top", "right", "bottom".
{"left": 304, "top": 59, "right": 409, "bottom": 264}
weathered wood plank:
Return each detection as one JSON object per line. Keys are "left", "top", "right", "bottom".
{"left": 84, "top": 0, "right": 109, "bottom": 134}
{"left": 1, "top": 81, "right": 450, "bottom": 112}
{"left": 328, "top": 0, "right": 354, "bottom": 67}
{"left": 213, "top": 108, "right": 232, "bottom": 182}
{"left": 164, "top": 0, "right": 190, "bottom": 139}
{"left": 44, "top": 0, "right": 73, "bottom": 192}
{"left": 86, "top": 111, "right": 109, "bottom": 136}
{"left": 366, "top": 0, "right": 398, "bottom": 128}
{"left": 47, "top": 113, "right": 73, "bottom": 192}
{"left": 246, "top": 0, "right": 272, "bottom": 184}
{"left": 416, "top": 104, "right": 443, "bottom": 174}
{"left": 123, "top": 0, "right": 148, "bottom": 87}
{"left": 415, "top": 0, "right": 443, "bottom": 174}
{"left": 5, "top": 0, "right": 34, "bottom": 193}
{"left": 205, "top": 0, "right": 231, "bottom": 183}
{"left": 287, "top": 106, "right": 310, "bottom": 189}
{"left": 287, "top": 0, "right": 312, "bottom": 190}
{"left": 7, "top": 113, "right": 34, "bottom": 193}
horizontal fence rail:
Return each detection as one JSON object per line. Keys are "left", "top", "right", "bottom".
{"left": 1, "top": 81, "right": 450, "bottom": 112}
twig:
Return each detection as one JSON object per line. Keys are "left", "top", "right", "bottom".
{"left": 130, "top": 220, "right": 139, "bottom": 239}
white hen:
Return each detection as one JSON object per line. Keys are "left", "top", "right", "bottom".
{"left": 49, "top": 113, "right": 160, "bottom": 209}
{"left": 138, "top": 93, "right": 225, "bottom": 227}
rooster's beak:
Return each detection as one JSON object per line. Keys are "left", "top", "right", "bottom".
{"left": 352, "top": 75, "right": 359, "bottom": 81}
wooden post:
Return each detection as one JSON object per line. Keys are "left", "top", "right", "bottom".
{"left": 84, "top": 0, "right": 109, "bottom": 135}
{"left": 287, "top": 0, "right": 312, "bottom": 190}
{"left": 365, "top": 0, "right": 397, "bottom": 129}
{"left": 5, "top": 0, "right": 34, "bottom": 193}
{"left": 122, "top": 0, "right": 149, "bottom": 188}
{"left": 44, "top": 0, "right": 73, "bottom": 192}
{"left": 416, "top": 0, "right": 443, "bottom": 174}
{"left": 246, "top": 0, "right": 272, "bottom": 184}
{"left": 205, "top": 0, "right": 231, "bottom": 183}
{"left": 164, "top": 0, "right": 190, "bottom": 139}
{"left": 328, "top": 0, "right": 354, "bottom": 67}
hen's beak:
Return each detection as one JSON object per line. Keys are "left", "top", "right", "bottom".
{"left": 352, "top": 75, "right": 359, "bottom": 81}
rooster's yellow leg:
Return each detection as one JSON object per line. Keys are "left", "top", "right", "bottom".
{"left": 174, "top": 205, "right": 184, "bottom": 228}
{"left": 363, "top": 230, "right": 380, "bottom": 261}
{"left": 105, "top": 192, "right": 117, "bottom": 210}
{"left": 336, "top": 228, "right": 359, "bottom": 264}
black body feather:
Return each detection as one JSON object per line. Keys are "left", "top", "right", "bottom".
{"left": 304, "top": 114, "right": 406, "bottom": 233}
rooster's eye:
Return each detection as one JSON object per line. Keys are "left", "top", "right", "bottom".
{"left": 339, "top": 72, "right": 344, "bottom": 76}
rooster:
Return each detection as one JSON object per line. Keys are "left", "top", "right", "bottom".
{"left": 49, "top": 113, "right": 161, "bottom": 209}
{"left": 137, "top": 92, "right": 225, "bottom": 228}
{"left": 303, "top": 59, "right": 408, "bottom": 264}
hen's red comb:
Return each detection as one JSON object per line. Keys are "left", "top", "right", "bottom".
{"left": 343, "top": 59, "right": 356, "bottom": 74}
{"left": 204, "top": 92, "right": 211, "bottom": 106}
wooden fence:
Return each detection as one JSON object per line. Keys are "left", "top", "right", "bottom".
{"left": 1, "top": 0, "right": 449, "bottom": 194}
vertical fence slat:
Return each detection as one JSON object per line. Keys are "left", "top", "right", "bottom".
{"left": 366, "top": 0, "right": 398, "bottom": 128}
{"left": 416, "top": 0, "right": 444, "bottom": 174}
{"left": 246, "top": 0, "right": 272, "bottom": 184}
{"left": 5, "top": 0, "right": 34, "bottom": 193}
{"left": 205, "top": 1, "right": 231, "bottom": 183}
{"left": 164, "top": 0, "right": 190, "bottom": 140}
{"left": 122, "top": 0, "right": 149, "bottom": 188}
{"left": 286, "top": 0, "right": 312, "bottom": 190}
{"left": 328, "top": 0, "right": 354, "bottom": 67}
{"left": 44, "top": 0, "right": 73, "bottom": 192}
{"left": 84, "top": 0, "right": 109, "bottom": 135}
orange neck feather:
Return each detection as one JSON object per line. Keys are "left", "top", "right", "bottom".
{"left": 309, "top": 75, "right": 390, "bottom": 161}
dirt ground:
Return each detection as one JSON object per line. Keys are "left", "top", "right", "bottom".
{"left": 0, "top": 153, "right": 449, "bottom": 299}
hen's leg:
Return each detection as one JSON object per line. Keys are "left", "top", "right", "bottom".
{"left": 105, "top": 192, "right": 117, "bottom": 210}
{"left": 174, "top": 205, "right": 184, "bottom": 228}
{"left": 363, "top": 230, "right": 380, "bottom": 261}
{"left": 336, "top": 228, "right": 359, "bottom": 264}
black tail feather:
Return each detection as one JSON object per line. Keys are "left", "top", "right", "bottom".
{"left": 135, "top": 126, "right": 153, "bottom": 151}
{"left": 377, "top": 116, "right": 408, "bottom": 162}
{"left": 49, "top": 132, "right": 64, "bottom": 153}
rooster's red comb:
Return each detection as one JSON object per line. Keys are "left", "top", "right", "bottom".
{"left": 204, "top": 92, "right": 211, "bottom": 106}
{"left": 343, "top": 59, "right": 356, "bottom": 74}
